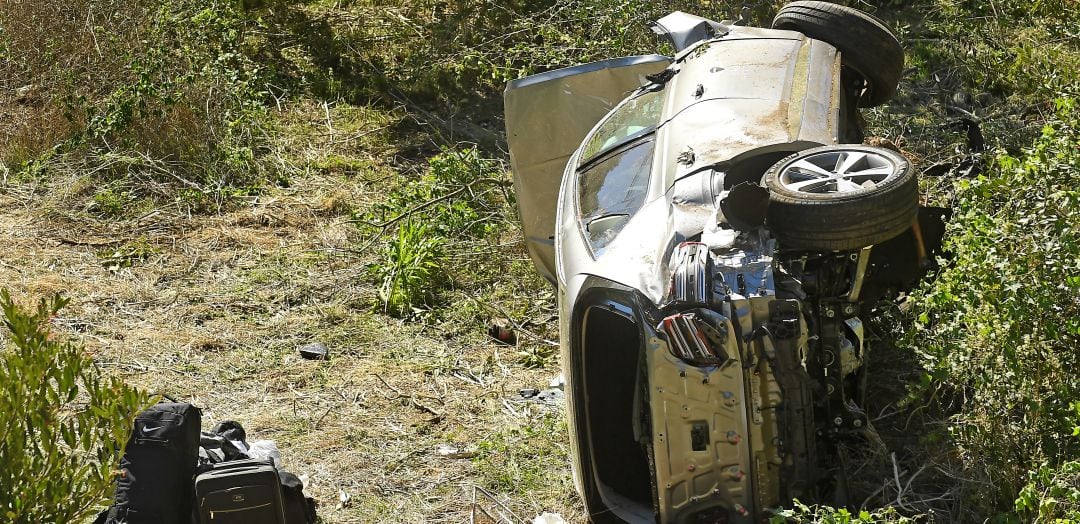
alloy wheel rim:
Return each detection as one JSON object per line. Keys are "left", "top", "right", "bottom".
{"left": 778, "top": 150, "right": 898, "bottom": 195}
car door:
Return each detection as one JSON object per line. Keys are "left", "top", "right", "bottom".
{"left": 504, "top": 55, "right": 671, "bottom": 284}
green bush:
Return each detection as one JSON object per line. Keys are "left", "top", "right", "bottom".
{"left": 1, "top": 0, "right": 275, "bottom": 205}
{"left": 363, "top": 147, "right": 512, "bottom": 316}
{"left": 1016, "top": 458, "right": 1080, "bottom": 522}
{"left": 907, "top": 98, "right": 1080, "bottom": 511}
{"left": 364, "top": 147, "right": 507, "bottom": 239}
{"left": 0, "top": 290, "right": 151, "bottom": 522}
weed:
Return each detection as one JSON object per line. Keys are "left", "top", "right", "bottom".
{"left": 518, "top": 343, "right": 558, "bottom": 370}
{"left": 91, "top": 184, "right": 134, "bottom": 217}
{"left": 1, "top": 0, "right": 277, "bottom": 206}
{"left": 371, "top": 221, "right": 445, "bottom": 316}
{"left": 1016, "top": 459, "right": 1080, "bottom": 522}
{"left": 97, "top": 237, "right": 160, "bottom": 273}
{"left": 473, "top": 413, "right": 572, "bottom": 496}
{"left": 770, "top": 501, "right": 915, "bottom": 523}
{"left": 312, "top": 155, "right": 372, "bottom": 177}
{"left": 364, "top": 146, "right": 508, "bottom": 239}
{"left": 907, "top": 99, "right": 1080, "bottom": 511}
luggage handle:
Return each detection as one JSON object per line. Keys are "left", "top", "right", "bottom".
{"left": 209, "top": 458, "right": 276, "bottom": 471}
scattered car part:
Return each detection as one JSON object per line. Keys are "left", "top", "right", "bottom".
{"left": 298, "top": 342, "right": 329, "bottom": 360}
{"left": 488, "top": 318, "right": 517, "bottom": 345}
{"left": 650, "top": 11, "right": 729, "bottom": 52}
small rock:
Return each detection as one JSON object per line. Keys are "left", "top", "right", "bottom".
{"left": 298, "top": 342, "right": 329, "bottom": 360}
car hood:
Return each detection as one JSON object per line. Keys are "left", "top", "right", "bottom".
{"left": 559, "top": 28, "right": 843, "bottom": 307}
{"left": 508, "top": 25, "right": 842, "bottom": 287}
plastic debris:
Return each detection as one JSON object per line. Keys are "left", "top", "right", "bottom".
{"left": 298, "top": 342, "right": 329, "bottom": 360}
{"left": 247, "top": 440, "right": 282, "bottom": 468}
{"left": 532, "top": 512, "right": 567, "bottom": 524}
{"left": 435, "top": 444, "right": 477, "bottom": 459}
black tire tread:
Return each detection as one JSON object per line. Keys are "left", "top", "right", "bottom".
{"left": 772, "top": 1, "right": 904, "bottom": 107}
{"left": 765, "top": 146, "right": 919, "bottom": 251}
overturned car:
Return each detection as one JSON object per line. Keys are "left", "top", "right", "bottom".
{"left": 504, "top": 2, "right": 942, "bottom": 522}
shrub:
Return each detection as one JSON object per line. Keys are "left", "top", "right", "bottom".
{"left": 0, "top": 290, "right": 151, "bottom": 522}
{"left": 1, "top": 0, "right": 275, "bottom": 204}
{"left": 907, "top": 98, "right": 1080, "bottom": 511}
{"left": 254, "top": 0, "right": 786, "bottom": 107}
{"left": 365, "top": 147, "right": 508, "bottom": 239}
{"left": 1016, "top": 459, "right": 1080, "bottom": 522}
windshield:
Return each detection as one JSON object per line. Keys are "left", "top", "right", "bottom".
{"left": 579, "top": 88, "right": 665, "bottom": 165}
{"left": 577, "top": 137, "right": 656, "bottom": 252}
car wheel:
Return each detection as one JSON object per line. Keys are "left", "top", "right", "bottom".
{"left": 764, "top": 146, "right": 918, "bottom": 251}
{"left": 772, "top": 1, "right": 903, "bottom": 107}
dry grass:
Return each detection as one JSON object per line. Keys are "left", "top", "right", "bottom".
{"left": 0, "top": 100, "right": 583, "bottom": 522}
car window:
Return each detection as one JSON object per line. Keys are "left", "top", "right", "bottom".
{"left": 579, "top": 88, "right": 664, "bottom": 165}
{"left": 577, "top": 137, "right": 656, "bottom": 252}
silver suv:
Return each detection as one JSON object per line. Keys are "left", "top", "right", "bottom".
{"left": 505, "top": 3, "right": 937, "bottom": 522}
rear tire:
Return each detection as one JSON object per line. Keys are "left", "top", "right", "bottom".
{"left": 764, "top": 146, "right": 918, "bottom": 251}
{"left": 772, "top": 1, "right": 904, "bottom": 107}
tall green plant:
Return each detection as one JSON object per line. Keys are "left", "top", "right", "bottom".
{"left": 372, "top": 221, "right": 445, "bottom": 316}
{"left": 0, "top": 290, "right": 150, "bottom": 522}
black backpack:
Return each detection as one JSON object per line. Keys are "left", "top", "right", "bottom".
{"left": 97, "top": 402, "right": 202, "bottom": 524}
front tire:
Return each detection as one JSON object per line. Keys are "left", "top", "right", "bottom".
{"left": 764, "top": 146, "right": 918, "bottom": 251}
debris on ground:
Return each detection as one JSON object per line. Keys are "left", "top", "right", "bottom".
{"left": 531, "top": 512, "right": 567, "bottom": 524}
{"left": 435, "top": 443, "right": 477, "bottom": 459}
{"left": 514, "top": 376, "right": 565, "bottom": 409}
{"left": 487, "top": 318, "right": 517, "bottom": 345}
{"left": 298, "top": 342, "right": 330, "bottom": 360}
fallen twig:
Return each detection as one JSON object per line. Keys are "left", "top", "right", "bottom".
{"left": 350, "top": 176, "right": 509, "bottom": 230}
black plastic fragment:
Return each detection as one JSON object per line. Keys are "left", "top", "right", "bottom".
{"left": 298, "top": 342, "right": 329, "bottom": 360}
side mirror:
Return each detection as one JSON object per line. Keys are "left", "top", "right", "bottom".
{"left": 650, "top": 12, "right": 728, "bottom": 52}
